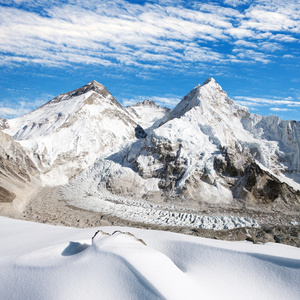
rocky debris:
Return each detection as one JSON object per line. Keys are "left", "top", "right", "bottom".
{"left": 93, "top": 230, "right": 147, "bottom": 246}
{"left": 0, "top": 130, "right": 40, "bottom": 212}
{"left": 0, "top": 118, "right": 8, "bottom": 130}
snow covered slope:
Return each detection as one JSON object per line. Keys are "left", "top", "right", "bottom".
{"left": 3, "top": 81, "right": 145, "bottom": 185}
{"left": 0, "top": 217, "right": 299, "bottom": 300}
{"left": 122, "top": 78, "right": 300, "bottom": 204}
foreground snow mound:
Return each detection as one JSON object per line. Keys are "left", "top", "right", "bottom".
{"left": 0, "top": 217, "right": 299, "bottom": 300}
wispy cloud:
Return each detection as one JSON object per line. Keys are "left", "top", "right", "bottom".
{"left": 235, "top": 96, "right": 300, "bottom": 106}
{"left": 234, "top": 95, "right": 300, "bottom": 118}
{"left": 0, "top": 0, "right": 299, "bottom": 70}
{"left": 270, "top": 107, "right": 295, "bottom": 112}
{"left": 223, "top": 0, "right": 251, "bottom": 7}
{"left": 0, "top": 95, "right": 53, "bottom": 118}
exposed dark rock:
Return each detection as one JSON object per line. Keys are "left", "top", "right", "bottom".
{"left": 133, "top": 138, "right": 187, "bottom": 193}
{"left": 0, "top": 119, "right": 8, "bottom": 130}
{"left": 135, "top": 125, "right": 147, "bottom": 139}
{"left": 0, "top": 186, "right": 16, "bottom": 203}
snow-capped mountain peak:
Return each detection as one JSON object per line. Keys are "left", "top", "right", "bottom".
{"left": 127, "top": 99, "right": 171, "bottom": 132}
{"left": 169, "top": 77, "right": 245, "bottom": 121}
{"left": 3, "top": 81, "right": 144, "bottom": 185}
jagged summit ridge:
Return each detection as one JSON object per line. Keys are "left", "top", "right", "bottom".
{"left": 129, "top": 99, "right": 170, "bottom": 110}
{"left": 44, "top": 80, "right": 124, "bottom": 111}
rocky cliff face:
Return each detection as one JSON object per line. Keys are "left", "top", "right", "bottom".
{"left": 0, "top": 130, "right": 40, "bottom": 214}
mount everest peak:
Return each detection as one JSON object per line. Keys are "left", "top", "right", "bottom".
{"left": 3, "top": 81, "right": 145, "bottom": 185}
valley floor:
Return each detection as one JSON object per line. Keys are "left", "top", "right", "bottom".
{"left": 10, "top": 186, "right": 299, "bottom": 247}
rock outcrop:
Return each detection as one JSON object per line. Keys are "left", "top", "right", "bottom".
{"left": 0, "top": 130, "right": 40, "bottom": 214}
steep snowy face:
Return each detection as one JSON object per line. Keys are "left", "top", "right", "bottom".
{"left": 168, "top": 77, "right": 245, "bottom": 121}
{"left": 127, "top": 100, "right": 171, "bottom": 132}
{"left": 4, "top": 81, "right": 144, "bottom": 185}
{"left": 242, "top": 115, "right": 300, "bottom": 177}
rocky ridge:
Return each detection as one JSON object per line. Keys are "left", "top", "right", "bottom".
{"left": 0, "top": 130, "right": 40, "bottom": 215}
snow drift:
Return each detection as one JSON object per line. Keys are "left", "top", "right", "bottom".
{"left": 0, "top": 217, "right": 299, "bottom": 300}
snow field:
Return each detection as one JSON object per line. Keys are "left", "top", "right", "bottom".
{"left": 0, "top": 216, "right": 299, "bottom": 300}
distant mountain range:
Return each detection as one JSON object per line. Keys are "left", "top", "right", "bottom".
{"left": 1, "top": 78, "right": 299, "bottom": 226}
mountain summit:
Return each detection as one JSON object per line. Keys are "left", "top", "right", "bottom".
{"left": 4, "top": 81, "right": 144, "bottom": 185}
{"left": 169, "top": 77, "right": 240, "bottom": 121}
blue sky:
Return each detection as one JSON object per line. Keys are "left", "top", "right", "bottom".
{"left": 0, "top": 0, "right": 299, "bottom": 121}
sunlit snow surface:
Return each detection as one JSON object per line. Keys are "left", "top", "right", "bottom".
{"left": 0, "top": 217, "right": 299, "bottom": 300}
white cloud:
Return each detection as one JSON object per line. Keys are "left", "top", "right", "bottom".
{"left": 223, "top": 0, "right": 251, "bottom": 7}
{"left": 0, "top": 95, "right": 52, "bottom": 119}
{"left": 0, "top": 106, "right": 30, "bottom": 118}
{"left": 234, "top": 96, "right": 300, "bottom": 105}
{"left": 270, "top": 107, "right": 294, "bottom": 112}
{"left": 234, "top": 94, "right": 300, "bottom": 119}
{"left": 0, "top": 0, "right": 299, "bottom": 70}
{"left": 232, "top": 49, "right": 270, "bottom": 63}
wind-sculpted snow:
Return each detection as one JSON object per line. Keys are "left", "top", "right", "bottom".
{"left": 0, "top": 217, "right": 299, "bottom": 300}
